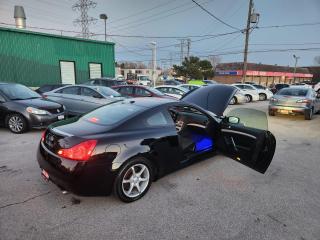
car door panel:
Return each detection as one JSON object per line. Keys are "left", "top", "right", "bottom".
{"left": 217, "top": 123, "right": 276, "bottom": 174}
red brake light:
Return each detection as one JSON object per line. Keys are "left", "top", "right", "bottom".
{"left": 41, "top": 130, "right": 47, "bottom": 142}
{"left": 270, "top": 97, "right": 278, "bottom": 102}
{"left": 57, "top": 140, "right": 97, "bottom": 161}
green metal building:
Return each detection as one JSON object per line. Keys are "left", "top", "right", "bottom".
{"left": 0, "top": 27, "right": 115, "bottom": 87}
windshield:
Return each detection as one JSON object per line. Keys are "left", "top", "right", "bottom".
{"left": 82, "top": 101, "right": 145, "bottom": 125}
{"left": 0, "top": 84, "right": 41, "bottom": 100}
{"left": 139, "top": 76, "right": 149, "bottom": 81}
{"left": 277, "top": 88, "right": 308, "bottom": 96}
{"left": 95, "top": 86, "right": 122, "bottom": 97}
{"left": 253, "top": 84, "right": 266, "bottom": 90}
{"left": 146, "top": 86, "right": 165, "bottom": 96}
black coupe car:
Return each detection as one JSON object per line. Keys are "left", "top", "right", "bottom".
{"left": 37, "top": 85, "right": 276, "bottom": 202}
{"left": 0, "top": 83, "right": 65, "bottom": 134}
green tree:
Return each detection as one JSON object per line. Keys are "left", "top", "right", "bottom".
{"left": 173, "top": 56, "right": 214, "bottom": 79}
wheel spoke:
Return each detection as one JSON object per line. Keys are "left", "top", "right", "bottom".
{"left": 126, "top": 183, "right": 134, "bottom": 195}
{"left": 139, "top": 177, "right": 148, "bottom": 182}
{"left": 123, "top": 179, "right": 131, "bottom": 183}
{"left": 135, "top": 183, "right": 141, "bottom": 193}
{"left": 137, "top": 165, "right": 146, "bottom": 176}
{"left": 131, "top": 166, "right": 136, "bottom": 175}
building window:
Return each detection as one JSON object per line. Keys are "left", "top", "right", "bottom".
{"left": 60, "top": 61, "right": 76, "bottom": 84}
{"left": 89, "top": 63, "right": 102, "bottom": 79}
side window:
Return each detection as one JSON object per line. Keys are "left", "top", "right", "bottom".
{"left": 135, "top": 88, "right": 151, "bottom": 97}
{"left": 157, "top": 87, "right": 166, "bottom": 93}
{"left": 0, "top": 93, "right": 5, "bottom": 102}
{"left": 39, "top": 85, "right": 52, "bottom": 92}
{"left": 119, "top": 87, "right": 134, "bottom": 95}
{"left": 81, "top": 87, "right": 102, "bottom": 98}
{"left": 235, "top": 85, "right": 243, "bottom": 89}
{"left": 57, "top": 86, "right": 80, "bottom": 95}
{"left": 146, "top": 111, "right": 170, "bottom": 126}
{"left": 93, "top": 80, "right": 101, "bottom": 85}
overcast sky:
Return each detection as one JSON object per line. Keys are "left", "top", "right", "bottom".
{"left": 1, "top": 0, "right": 320, "bottom": 68}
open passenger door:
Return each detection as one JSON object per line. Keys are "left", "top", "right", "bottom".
{"left": 217, "top": 108, "right": 276, "bottom": 174}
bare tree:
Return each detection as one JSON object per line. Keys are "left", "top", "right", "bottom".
{"left": 207, "top": 56, "right": 222, "bottom": 69}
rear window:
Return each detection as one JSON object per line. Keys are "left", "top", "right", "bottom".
{"left": 81, "top": 101, "right": 145, "bottom": 125}
{"left": 277, "top": 88, "right": 308, "bottom": 96}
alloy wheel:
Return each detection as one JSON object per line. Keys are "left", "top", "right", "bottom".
{"left": 8, "top": 116, "right": 24, "bottom": 133}
{"left": 122, "top": 163, "right": 150, "bottom": 198}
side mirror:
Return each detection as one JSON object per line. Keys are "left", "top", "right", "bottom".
{"left": 227, "top": 116, "right": 240, "bottom": 124}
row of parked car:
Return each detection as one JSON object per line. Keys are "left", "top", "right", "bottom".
{"left": 1, "top": 78, "right": 319, "bottom": 133}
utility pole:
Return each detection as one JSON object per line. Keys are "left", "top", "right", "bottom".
{"left": 242, "top": 0, "right": 253, "bottom": 83}
{"left": 151, "top": 42, "right": 157, "bottom": 87}
{"left": 293, "top": 54, "right": 300, "bottom": 83}
{"left": 187, "top": 39, "right": 191, "bottom": 59}
{"left": 180, "top": 39, "right": 185, "bottom": 65}
{"left": 99, "top": 14, "right": 108, "bottom": 41}
{"left": 72, "top": 0, "right": 97, "bottom": 39}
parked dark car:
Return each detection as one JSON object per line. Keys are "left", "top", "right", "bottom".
{"left": 37, "top": 85, "right": 276, "bottom": 202}
{"left": 269, "top": 87, "right": 320, "bottom": 120}
{"left": 0, "top": 83, "right": 65, "bottom": 133}
{"left": 84, "top": 78, "right": 127, "bottom": 87}
{"left": 44, "top": 85, "right": 124, "bottom": 116}
{"left": 269, "top": 83, "right": 290, "bottom": 94}
{"left": 203, "top": 80, "right": 217, "bottom": 84}
{"left": 112, "top": 85, "right": 175, "bottom": 99}
{"left": 35, "top": 84, "right": 70, "bottom": 95}
{"left": 163, "top": 79, "right": 181, "bottom": 85}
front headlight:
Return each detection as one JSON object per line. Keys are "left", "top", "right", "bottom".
{"left": 26, "top": 107, "right": 48, "bottom": 115}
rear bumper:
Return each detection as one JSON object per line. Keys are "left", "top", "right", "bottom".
{"left": 269, "top": 105, "right": 309, "bottom": 115}
{"left": 252, "top": 94, "right": 260, "bottom": 101}
{"left": 29, "top": 113, "right": 65, "bottom": 129}
{"left": 235, "top": 94, "right": 246, "bottom": 104}
{"left": 37, "top": 142, "right": 115, "bottom": 195}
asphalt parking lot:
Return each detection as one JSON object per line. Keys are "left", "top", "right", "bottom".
{"left": 0, "top": 101, "right": 320, "bottom": 240}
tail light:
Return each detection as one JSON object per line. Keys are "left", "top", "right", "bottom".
{"left": 42, "top": 94, "right": 48, "bottom": 98}
{"left": 270, "top": 97, "right": 278, "bottom": 102}
{"left": 57, "top": 140, "right": 97, "bottom": 161}
{"left": 41, "top": 129, "right": 47, "bottom": 142}
{"left": 296, "top": 99, "right": 311, "bottom": 103}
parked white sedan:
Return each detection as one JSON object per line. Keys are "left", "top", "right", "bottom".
{"left": 232, "top": 83, "right": 272, "bottom": 101}
{"left": 155, "top": 85, "right": 189, "bottom": 99}
{"left": 231, "top": 84, "right": 260, "bottom": 102}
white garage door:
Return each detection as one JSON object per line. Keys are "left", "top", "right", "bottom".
{"left": 60, "top": 61, "right": 76, "bottom": 84}
{"left": 89, "top": 63, "right": 102, "bottom": 79}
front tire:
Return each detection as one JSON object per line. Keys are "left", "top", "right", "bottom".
{"left": 6, "top": 113, "right": 28, "bottom": 134}
{"left": 304, "top": 108, "right": 313, "bottom": 120}
{"left": 268, "top": 110, "right": 275, "bottom": 116}
{"left": 114, "top": 157, "right": 153, "bottom": 202}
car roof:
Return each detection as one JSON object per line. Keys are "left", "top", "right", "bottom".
{"left": 123, "top": 97, "right": 177, "bottom": 108}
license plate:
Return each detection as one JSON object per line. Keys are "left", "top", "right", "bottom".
{"left": 41, "top": 169, "right": 50, "bottom": 181}
{"left": 279, "top": 109, "right": 289, "bottom": 114}
{"left": 58, "top": 115, "right": 64, "bottom": 120}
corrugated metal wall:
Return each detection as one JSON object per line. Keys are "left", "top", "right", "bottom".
{"left": 0, "top": 27, "right": 115, "bottom": 86}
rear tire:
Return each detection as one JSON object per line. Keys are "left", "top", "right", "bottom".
{"left": 114, "top": 157, "right": 153, "bottom": 203}
{"left": 259, "top": 93, "right": 267, "bottom": 101}
{"left": 304, "top": 108, "right": 313, "bottom": 120}
{"left": 229, "top": 96, "right": 237, "bottom": 105}
{"left": 5, "top": 113, "right": 28, "bottom": 134}
{"left": 245, "top": 95, "right": 252, "bottom": 103}
{"left": 268, "top": 110, "right": 275, "bottom": 116}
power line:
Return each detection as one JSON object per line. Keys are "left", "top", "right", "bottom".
{"left": 191, "top": 0, "right": 240, "bottom": 30}
{"left": 257, "top": 22, "right": 320, "bottom": 29}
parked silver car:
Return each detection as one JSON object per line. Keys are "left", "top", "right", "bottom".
{"left": 44, "top": 85, "right": 124, "bottom": 116}
{"left": 268, "top": 87, "right": 320, "bottom": 120}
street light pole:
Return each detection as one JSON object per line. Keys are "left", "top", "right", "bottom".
{"left": 242, "top": 0, "right": 253, "bottom": 83}
{"left": 293, "top": 54, "right": 300, "bottom": 83}
{"left": 99, "top": 14, "right": 108, "bottom": 41}
{"left": 151, "top": 42, "right": 157, "bottom": 87}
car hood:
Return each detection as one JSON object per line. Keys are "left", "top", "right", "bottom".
{"left": 181, "top": 84, "right": 237, "bottom": 116}
{"left": 14, "top": 98, "right": 62, "bottom": 109}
